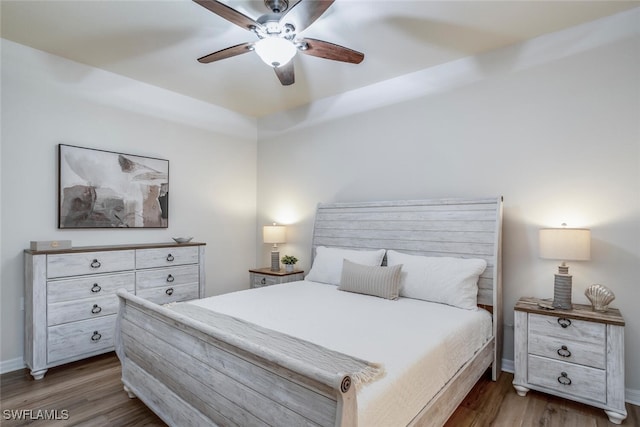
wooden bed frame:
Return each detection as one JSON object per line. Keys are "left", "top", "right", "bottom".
{"left": 115, "top": 197, "right": 503, "bottom": 426}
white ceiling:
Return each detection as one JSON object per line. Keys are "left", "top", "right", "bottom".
{"left": 2, "top": 0, "right": 637, "bottom": 117}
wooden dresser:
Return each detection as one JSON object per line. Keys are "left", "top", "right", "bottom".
{"left": 513, "top": 297, "right": 626, "bottom": 424}
{"left": 24, "top": 242, "right": 206, "bottom": 380}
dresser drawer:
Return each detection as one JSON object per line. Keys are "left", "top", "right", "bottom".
{"left": 47, "top": 272, "right": 135, "bottom": 303}
{"left": 528, "top": 355, "right": 606, "bottom": 403}
{"left": 136, "top": 265, "right": 199, "bottom": 290}
{"left": 47, "top": 250, "right": 135, "bottom": 278}
{"left": 47, "top": 316, "right": 115, "bottom": 364}
{"left": 136, "top": 283, "right": 199, "bottom": 305}
{"left": 136, "top": 246, "right": 199, "bottom": 269}
{"left": 48, "top": 294, "right": 121, "bottom": 326}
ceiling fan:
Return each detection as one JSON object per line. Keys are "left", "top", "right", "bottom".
{"left": 193, "top": 0, "right": 364, "bottom": 85}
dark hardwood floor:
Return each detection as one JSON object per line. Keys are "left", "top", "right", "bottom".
{"left": 1, "top": 353, "right": 638, "bottom": 426}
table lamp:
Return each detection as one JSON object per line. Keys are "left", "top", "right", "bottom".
{"left": 539, "top": 224, "right": 591, "bottom": 309}
{"left": 263, "top": 223, "right": 286, "bottom": 271}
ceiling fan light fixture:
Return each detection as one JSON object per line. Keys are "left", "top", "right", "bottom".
{"left": 254, "top": 37, "right": 297, "bottom": 67}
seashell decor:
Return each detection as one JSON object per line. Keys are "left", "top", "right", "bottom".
{"left": 585, "top": 284, "right": 615, "bottom": 312}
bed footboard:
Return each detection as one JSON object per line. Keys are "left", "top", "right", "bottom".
{"left": 115, "top": 290, "right": 356, "bottom": 427}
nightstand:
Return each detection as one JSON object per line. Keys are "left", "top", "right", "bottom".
{"left": 513, "top": 297, "right": 626, "bottom": 424}
{"left": 249, "top": 267, "right": 304, "bottom": 288}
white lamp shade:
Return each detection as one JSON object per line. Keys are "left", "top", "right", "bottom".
{"left": 539, "top": 228, "right": 591, "bottom": 261}
{"left": 263, "top": 225, "right": 286, "bottom": 244}
{"left": 254, "top": 37, "right": 297, "bottom": 67}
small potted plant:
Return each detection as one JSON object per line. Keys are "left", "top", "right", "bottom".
{"left": 281, "top": 255, "right": 298, "bottom": 273}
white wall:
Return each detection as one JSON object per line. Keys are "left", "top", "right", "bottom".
{"left": 256, "top": 10, "right": 640, "bottom": 396}
{"left": 0, "top": 40, "right": 258, "bottom": 367}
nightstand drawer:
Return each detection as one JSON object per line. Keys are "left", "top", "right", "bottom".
{"left": 249, "top": 268, "right": 304, "bottom": 288}
{"left": 252, "top": 275, "right": 279, "bottom": 288}
{"left": 529, "top": 333, "right": 605, "bottom": 369}
{"left": 528, "top": 355, "right": 606, "bottom": 403}
{"left": 529, "top": 313, "right": 605, "bottom": 344}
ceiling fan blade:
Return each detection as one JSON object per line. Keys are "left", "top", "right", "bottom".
{"left": 299, "top": 38, "right": 364, "bottom": 64}
{"left": 274, "top": 61, "right": 295, "bottom": 86}
{"left": 280, "top": 0, "right": 334, "bottom": 33}
{"left": 193, "top": 0, "right": 263, "bottom": 32}
{"left": 197, "top": 42, "right": 253, "bottom": 63}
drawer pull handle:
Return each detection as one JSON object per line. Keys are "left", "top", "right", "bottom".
{"left": 557, "top": 372, "right": 572, "bottom": 386}
{"left": 91, "top": 283, "right": 101, "bottom": 293}
{"left": 557, "top": 345, "right": 571, "bottom": 358}
{"left": 166, "top": 254, "right": 174, "bottom": 262}
{"left": 557, "top": 318, "right": 572, "bottom": 328}
{"left": 91, "top": 304, "right": 102, "bottom": 314}
{"left": 166, "top": 274, "right": 175, "bottom": 283}
{"left": 91, "top": 331, "right": 102, "bottom": 342}
{"left": 90, "top": 259, "right": 101, "bottom": 269}
{"left": 165, "top": 288, "right": 174, "bottom": 296}
{"left": 261, "top": 278, "right": 266, "bottom": 285}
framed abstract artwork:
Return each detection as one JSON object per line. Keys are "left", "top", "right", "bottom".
{"left": 58, "top": 144, "right": 169, "bottom": 228}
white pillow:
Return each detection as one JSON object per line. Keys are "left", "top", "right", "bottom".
{"left": 386, "top": 250, "right": 487, "bottom": 310}
{"left": 338, "top": 260, "right": 403, "bottom": 300}
{"left": 305, "top": 246, "right": 386, "bottom": 285}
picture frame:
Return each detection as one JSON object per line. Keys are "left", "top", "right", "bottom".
{"left": 58, "top": 144, "right": 169, "bottom": 228}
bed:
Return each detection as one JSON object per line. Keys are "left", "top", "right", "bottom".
{"left": 115, "top": 197, "right": 503, "bottom": 426}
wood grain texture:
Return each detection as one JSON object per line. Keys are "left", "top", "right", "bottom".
{"left": 3, "top": 354, "right": 638, "bottom": 427}
{"left": 311, "top": 197, "right": 504, "bottom": 380}
{"left": 47, "top": 272, "right": 135, "bottom": 303}
{"left": 135, "top": 265, "right": 199, "bottom": 289}
{"left": 135, "top": 246, "right": 199, "bottom": 269}
{"left": 528, "top": 314, "right": 606, "bottom": 368}
{"left": 48, "top": 316, "right": 116, "bottom": 364}
{"left": 135, "top": 283, "right": 199, "bottom": 305}
{"left": 25, "top": 241, "right": 206, "bottom": 255}
{"left": 250, "top": 269, "right": 305, "bottom": 288}
{"left": 115, "top": 197, "right": 503, "bottom": 426}
{"left": 527, "top": 354, "right": 607, "bottom": 402}
{"left": 513, "top": 297, "right": 627, "bottom": 424}
{"left": 410, "top": 340, "right": 495, "bottom": 426}
{"left": 47, "top": 250, "right": 135, "bottom": 278}
{"left": 117, "top": 292, "right": 346, "bottom": 426}
{"left": 515, "top": 297, "right": 624, "bottom": 326}
{"left": 24, "top": 243, "right": 206, "bottom": 380}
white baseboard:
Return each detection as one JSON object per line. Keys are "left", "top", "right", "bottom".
{"left": 502, "top": 358, "right": 639, "bottom": 406}
{"left": 626, "top": 388, "right": 640, "bottom": 406}
{"left": 501, "top": 358, "right": 514, "bottom": 374}
{"left": 0, "top": 357, "right": 25, "bottom": 375}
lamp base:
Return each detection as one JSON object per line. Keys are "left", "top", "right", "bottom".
{"left": 552, "top": 273, "right": 572, "bottom": 309}
{"left": 270, "top": 250, "right": 280, "bottom": 271}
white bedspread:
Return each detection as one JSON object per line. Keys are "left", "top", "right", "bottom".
{"left": 188, "top": 280, "right": 492, "bottom": 427}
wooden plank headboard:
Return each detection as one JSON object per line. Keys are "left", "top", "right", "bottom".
{"left": 310, "top": 197, "right": 504, "bottom": 378}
